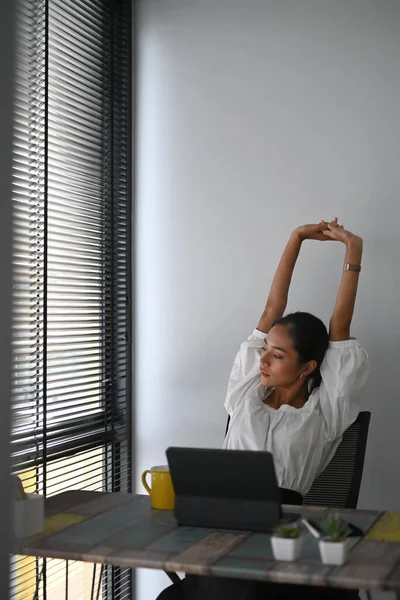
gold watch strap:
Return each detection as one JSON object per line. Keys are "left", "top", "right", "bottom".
{"left": 344, "top": 263, "right": 361, "bottom": 272}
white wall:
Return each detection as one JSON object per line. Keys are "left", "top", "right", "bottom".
{"left": 135, "top": 1, "right": 400, "bottom": 597}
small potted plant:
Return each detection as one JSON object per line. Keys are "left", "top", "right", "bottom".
{"left": 318, "top": 513, "right": 352, "bottom": 566}
{"left": 271, "top": 524, "right": 305, "bottom": 561}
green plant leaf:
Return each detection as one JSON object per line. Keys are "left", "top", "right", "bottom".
{"left": 273, "top": 525, "right": 302, "bottom": 539}
{"left": 320, "top": 513, "right": 351, "bottom": 540}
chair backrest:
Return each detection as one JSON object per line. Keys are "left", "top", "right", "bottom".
{"left": 303, "top": 411, "right": 371, "bottom": 509}
{"left": 224, "top": 411, "right": 371, "bottom": 509}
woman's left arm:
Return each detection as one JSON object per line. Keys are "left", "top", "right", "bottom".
{"left": 323, "top": 223, "right": 363, "bottom": 341}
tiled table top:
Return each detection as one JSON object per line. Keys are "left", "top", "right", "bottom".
{"left": 14, "top": 490, "right": 400, "bottom": 593}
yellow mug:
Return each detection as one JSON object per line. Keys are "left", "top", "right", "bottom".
{"left": 141, "top": 465, "right": 175, "bottom": 510}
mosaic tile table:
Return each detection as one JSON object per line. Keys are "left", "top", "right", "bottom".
{"left": 14, "top": 490, "right": 400, "bottom": 597}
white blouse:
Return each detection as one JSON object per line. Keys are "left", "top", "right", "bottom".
{"left": 223, "top": 329, "right": 369, "bottom": 496}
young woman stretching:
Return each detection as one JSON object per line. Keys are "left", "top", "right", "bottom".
{"left": 158, "top": 218, "right": 369, "bottom": 600}
{"left": 223, "top": 218, "right": 369, "bottom": 502}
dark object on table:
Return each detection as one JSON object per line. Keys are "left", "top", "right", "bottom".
{"left": 166, "top": 447, "right": 300, "bottom": 533}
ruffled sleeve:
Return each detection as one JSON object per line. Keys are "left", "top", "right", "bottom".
{"left": 224, "top": 329, "right": 265, "bottom": 416}
{"left": 318, "top": 338, "right": 369, "bottom": 440}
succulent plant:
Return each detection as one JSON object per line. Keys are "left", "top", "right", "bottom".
{"left": 272, "top": 524, "right": 303, "bottom": 539}
{"left": 320, "top": 513, "right": 351, "bottom": 541}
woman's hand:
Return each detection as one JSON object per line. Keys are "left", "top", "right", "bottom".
{"left": 295, "top": 218, "right": 339, "bottom": 242}
{"left": 322, "top": 222, "right": 363, "bottom": 247}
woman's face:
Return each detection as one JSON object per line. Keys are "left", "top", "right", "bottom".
{"left": 260, "top": 324, "right": 309, "bottom": 388}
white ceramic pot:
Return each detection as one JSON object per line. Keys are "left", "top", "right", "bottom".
{"left": 319, "top": 538, "right": 349, "bottom": 566}
{"left": 271, "top": 535, "right": 305, "bottom": 561}
{"left": 13, "top": 493, "right": 44, "bottom": 538}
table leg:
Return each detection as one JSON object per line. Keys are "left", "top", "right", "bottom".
{"left": 164, "top": 571, "right": 181, "bottom": 585}
{"left": 96, "top": 565, "right": 104, "bottom": 600}
{"left": 33, "top": 563, "right": 44, "bottom": 600}
{"left": 65, "top": 560, "right": 68, "bottom": 599}
{"left": 90, "top": 564, "right": 98, "bottom": 600}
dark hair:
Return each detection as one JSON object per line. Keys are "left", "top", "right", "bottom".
{"left": 271, "top": 312, "right": 329, "bottom": 391}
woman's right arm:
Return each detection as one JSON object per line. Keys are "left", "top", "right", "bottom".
{"left": 257, "top": 221, "right": 334, "bottom": 333}
{"left": 226, "top": 220, "right": 336, "bottom": 415}
{"left": 257, "top": 231, "right": 302, "bottom": 333}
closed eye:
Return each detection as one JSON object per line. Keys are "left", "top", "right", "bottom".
{"left": 262, "top": 346, "right": 282, "bottom": 360}
{"left": 264, "top": 339, "right": 286, "bottom": 359}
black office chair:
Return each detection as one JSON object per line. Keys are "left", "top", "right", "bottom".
{"left": 225, "top": 411, "right": 371, "bottom": 509}
{"left": 303, "top": 415, "right": 372, "bottom": 600}
{"left": 303, "top": 411, "right": 371, "bottom": 509}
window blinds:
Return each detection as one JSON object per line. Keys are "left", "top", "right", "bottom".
{"left": 12, "top": 0, "right": 132, "bottom": 597}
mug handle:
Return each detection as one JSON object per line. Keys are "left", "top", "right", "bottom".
{"left": 141, "top": 470, "right": 152, "bottom": 495}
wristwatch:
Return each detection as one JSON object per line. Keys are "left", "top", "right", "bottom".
{"left": 343, "top": 263, "right": 361, "bottom": 272}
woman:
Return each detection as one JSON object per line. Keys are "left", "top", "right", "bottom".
{"left": 158, "top": 218, "right": 369, "bottom": 600}
{"left": 223, "top": 218, "right": 369, "bottom": 501}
